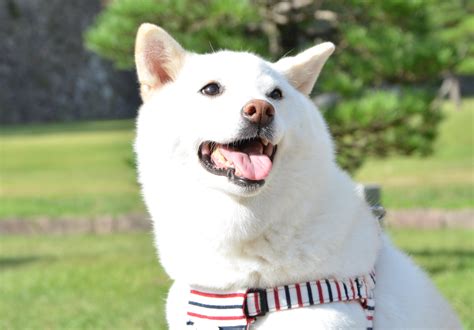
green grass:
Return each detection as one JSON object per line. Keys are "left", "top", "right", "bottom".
{"left": 0, "top": 233, "right": 170, "bottom": 330}
{"left": 356, "top": 98, "right": 474, "bottom": 209}
{"left": 0, "top": 120, "right": 145, "bottom": 218}
{"left": 388, "top": 229, "right": 474, "bottom": 328}
{"left": 0, "top": 230, "right": 472, "bottom": 329}
{"left": 1, "top": 99, "right": 472, "bottom": 218}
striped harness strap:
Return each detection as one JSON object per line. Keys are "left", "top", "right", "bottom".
{"left": 186, "top": 271, "right": 376, "bottom": 330}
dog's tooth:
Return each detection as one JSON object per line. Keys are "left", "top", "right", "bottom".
{"left": 261, "top": 138, "right": 269, "bottom": 146}
{"left": 264, "top": 143, "right": 274, "bottom": 157}
{"left": 226, "top": 160, "right": 234, "bottom": 168}
{"left": 211, "top": 147, "right": 224, "bottom": 163}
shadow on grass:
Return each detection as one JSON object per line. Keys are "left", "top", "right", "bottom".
{"left": 0, "top": 255, "right": 55, "bottom": 270}
{"left": 405, "top": 249, "right": 474, "bottom": 275}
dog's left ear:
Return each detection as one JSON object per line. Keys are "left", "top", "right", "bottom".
{"left": 274, "top": 42, "right": 335, "bottom": 95}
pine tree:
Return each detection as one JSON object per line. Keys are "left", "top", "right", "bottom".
{"left": 85, "top": 0, "right": 467, "bottom": 172}
{"left": 85, "top": 0, "right": 266, "bottom": 69}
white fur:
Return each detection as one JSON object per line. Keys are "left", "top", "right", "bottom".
{"left": 134, "top": 24, "right": 461, "bottom": 329}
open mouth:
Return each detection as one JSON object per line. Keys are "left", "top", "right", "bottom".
{"left": 198, "top": 137, "right": 277, "bottom": 188}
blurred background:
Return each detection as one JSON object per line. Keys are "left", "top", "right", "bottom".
{"left": 0, "top": 0, "right": 472, "bottom": 328}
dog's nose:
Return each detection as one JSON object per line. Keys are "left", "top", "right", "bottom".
{"left": 242, "top": 100, "right": 275, "bottom": 127}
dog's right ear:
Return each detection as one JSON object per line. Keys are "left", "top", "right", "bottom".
{"left": 135, "top": 23, "right": 186, "bottom": 101}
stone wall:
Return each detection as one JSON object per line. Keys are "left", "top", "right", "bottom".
{"left": 0, "top": 0, "right": 140, "bottom": 124}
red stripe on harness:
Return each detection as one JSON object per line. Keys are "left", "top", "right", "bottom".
{"left": 187, "top": 312, "right": 246, "bottom": 321}
{"left": 190, "top": 290, "right": 246, "bottom": 298}
{"left": 335, "top": 280, "right": 342, "bottom": 301}
{"left": 295, "top": 283, "right": 303, "bottom": 307}
{"left": 253, "top": 291, "right": 260, "bottom": 314}
{"left": 273, "top": 288, "right": 280, "bottom": 311}
{"left": 316, "top": 281, "right": 324, "bottom": 303}
{"left": 349, "top": 279, "right": 357, "bottom": 299}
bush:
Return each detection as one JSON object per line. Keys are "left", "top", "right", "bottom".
{"left": 312, "top": 0, "right": 460, "bottom": 170}
{"left": 85, "top": 0, "right": 267, "bottom": 69}
{"left": 85, "top": 0, "right": 467, "bottom": 172}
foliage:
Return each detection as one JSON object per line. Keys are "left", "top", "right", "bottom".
{"left": 426, "top": 0, "right": 474, "bottom": 75}
{"left": 85, "top": 0, "right": 267, "bottom": 69}
{"left": 1, "top": 230, "right": 472, "bottom": 328}
{"left": 308, "top": 0, "right": 461, "bottom": 170}
{"left": 356, "top": 98, "right": 474, "bottom": 209}
{"left": 325, "top": 89, "right": 441, "bottom": 170}
{"left": 85, "top": 0, "right": 466, "bottom": 172}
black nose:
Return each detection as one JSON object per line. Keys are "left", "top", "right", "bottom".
{"left": 241, "top": 99, "right": 275, "bottom": 127}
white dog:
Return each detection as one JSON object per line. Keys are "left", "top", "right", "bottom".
{"left": 134, "top": 23, "right": 461, "bottom": 329}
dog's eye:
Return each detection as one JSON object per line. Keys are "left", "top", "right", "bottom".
{"left": 268, "top": 88, "right": 283, "bottom": 100}
{"left": 200, "top": 82, "right": 221, "bottom": 96}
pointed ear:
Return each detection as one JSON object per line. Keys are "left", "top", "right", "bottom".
{"left": 135, "top": 23, "right": 186, "bottom": 101}
{"left": 274, "top": 42, "right": 335, "bottom": 95}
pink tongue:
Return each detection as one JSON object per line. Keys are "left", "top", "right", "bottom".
{"left": 219, "top": 144, "right": 272, "bottom": 181}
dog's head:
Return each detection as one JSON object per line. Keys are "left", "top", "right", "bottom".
{"left": 134, "top": 23, "right": 335, "bottom": 199}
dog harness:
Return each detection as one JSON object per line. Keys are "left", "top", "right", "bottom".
{"left": 186, "top": 271, "right": 376, "bottom": 329}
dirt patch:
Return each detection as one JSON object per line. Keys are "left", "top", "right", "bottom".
{"left": 0, "top": 213, "right": 151, "bottom": 235}
{"left": 385, "top": 209, "right": 473, "bottom": 229}
{"left": 0, "top": 209, "right": 472, "bottom": 235}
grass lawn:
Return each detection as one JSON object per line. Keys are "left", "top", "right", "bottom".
{"left": 0, "top": 229, "right": 472, "bottom": 329}
{"left": 0, "top": 233, "right": 170, "bottom": 330}
{"left": 388, "top": 229, "right": 474, "bottom": 328}
{"left": 0, "top": 120, "right": 145, "bottom": 219}
{"left": 355, "top": 98, "right": 474, "bottom": 209}
{"left": 1, "top": 99, "right": 472, "bottom": 218}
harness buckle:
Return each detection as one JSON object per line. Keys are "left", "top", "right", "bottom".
{"left": 245, "top": 288, "right": 269, "bottom": 317}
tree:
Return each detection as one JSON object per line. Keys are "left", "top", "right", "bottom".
{"left": 85, "top": 0, "right": 267, "bottom": 69}
{"left": 427, "top": 0, "right": 474, "bottom": 75}
{"left": 85, "top": 0, "right": 466, "bottom": 172}
{"left": 254, "top": 0, "right": 465, "bottom": 170}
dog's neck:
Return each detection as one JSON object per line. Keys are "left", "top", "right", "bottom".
{"left": 150, "top": 166, "right": 381, "bottom": 291}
